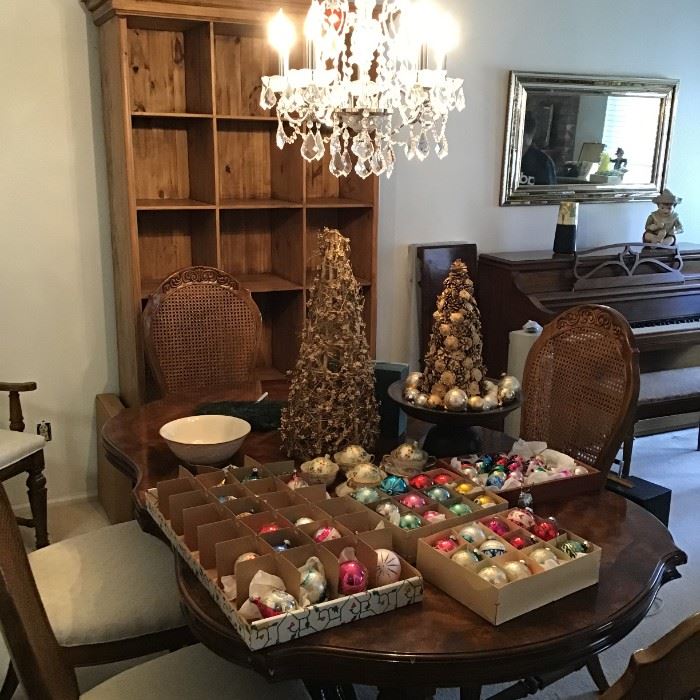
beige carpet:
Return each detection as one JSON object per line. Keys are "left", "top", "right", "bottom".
{"left": 9, "top": 427, "right": 699, "bottom": 698}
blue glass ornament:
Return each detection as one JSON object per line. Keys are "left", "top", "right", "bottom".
{"left": 379, "top": 475, "right": 409, "bottom": 496}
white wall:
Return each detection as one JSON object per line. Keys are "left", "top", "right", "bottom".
{"left": 377, "top": 0, "right": 700, "bottom": 367}
{"left": 0, "top": 1, "right": 118, "bottom": 506}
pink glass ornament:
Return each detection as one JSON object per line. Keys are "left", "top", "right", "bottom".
{"left": 399, "top": 493, "right": 428, "bottom": 510}
{"left": 338, "top": 559, "right": 369, "bottom": 595}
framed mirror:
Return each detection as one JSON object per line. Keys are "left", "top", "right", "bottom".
{"left": 500, "top": 72, "right": 679, "bottom": 206}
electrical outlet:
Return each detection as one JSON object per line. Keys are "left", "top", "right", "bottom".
{"left": 37, "top": 421, "right": 52, "bottom": 442}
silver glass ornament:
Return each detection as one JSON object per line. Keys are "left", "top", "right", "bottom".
{"left": 414, "top": 392, "right": 429, "bottom": 407}
{"left": 497, "top": 374, "right": 522, "bottom": 404}
{"left": 299, "top": 556, "right": 327, "bottom": 604}
{"left": 444, "top": 387, "right": 467, "bottom": 411}
{"left": 405, "top": 371, "right": 423, "bottom": 389}
{"left": 404, "top": 387, "right": 420, "bottom": 402}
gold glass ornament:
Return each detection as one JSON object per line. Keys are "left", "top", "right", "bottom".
{"left": 467, "top": 395, "right": 485, "bottom": 411}
{"left": 444, "top": 388, "right": 468, "bottom": 411}
{"left": 414, "top": 393, "right": 429, "bottom": 407}
{"left": 405, "top": 371, "right": 423, "bottom": 389}
{"left": 427, "top": 394, "right": 443, "bottom": 409}
{"left": 455, "top": 482, "right": 474, "bottom": 495}
{"left": 497, "top": 374, "right": 522, "bottom": 404}
{"left": 481, "top": 394, "right": 499, "bottom": 411}
{"left": 404, "top": 387, "right": 419, "bottom": 402}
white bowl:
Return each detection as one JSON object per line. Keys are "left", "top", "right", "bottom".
{"left": 159, "top": 415, "right": 251, "bottom": 465}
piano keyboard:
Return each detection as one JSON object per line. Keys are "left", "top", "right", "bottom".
{"left": 631, "top": 316, "right": 700, "bottom": 335}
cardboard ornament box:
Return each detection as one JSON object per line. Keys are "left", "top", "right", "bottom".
{"left": 145, "top": 461, "right": 423, "bottom": 650}
{"left": 416, "top": 509, "right": 601, "bottom": 625}
{"left": 438, "top": 455, "right": 605, "bottom": 507}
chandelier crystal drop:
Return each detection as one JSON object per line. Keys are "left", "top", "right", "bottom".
{"left": 261, "top": 0, "right": 464, "bottom": 178}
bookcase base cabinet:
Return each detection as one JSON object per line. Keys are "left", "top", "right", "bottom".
{"left": 85, "top": 1, "right": 378, "bottom": 404}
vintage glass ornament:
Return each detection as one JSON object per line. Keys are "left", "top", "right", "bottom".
{"left": 573, "top": 465, "right": 589, "bottom": 476}
{"left": 375, "top": 549, "right": 402, "bottom": 586}
{"left": 409, "top": 474, "right": 433, "bottom": 490}
{"left": 273, "top": 539, "right": 293, "bottom": 552}
{"left": 455, "top": 482, "right": 474, "bottom": 496}
{"left": 459, "top": 465, "right": 478, "bottom": 481}
{"left": 242, "top": 467, "right": 262, "bottom": 482}
{"left": 452, "top": 549, "right": 481, "bottom": 567}
{"left": 433, "top": 473, "right": 455, "bottom": 486}
{"left": 379, "top": 475, "right": 409, "bottom": 496}
{"left": 458, "top": 524, "right": 486, "bottom": 545}
{"left": 486, "top": 472, "right": 505, "bottom": 489}
{"left": 404, "top": 387, "right": 420, "bottom": 402}
{"left": 478, "top": 565, "right": 508, "bottom": 586}
{"left": 449, "top": 502, "right": 472, "bottom": 516}
{"left": 503, "top": 560, "right": 532, "bottom": 582}
{"left": 507, "top": 508, "right": 536, "bottom": 530}
{"left": 399, "top": 493, "right": 428, "bottom": 510}
{"left": 376, "top": 501, "right": 401, "bottom": 521}
{"left": 531, "top": 518, "right": 559, "bottom": 541}
{"left": 497, "top": 374, "right": 522, "bottom": 405}
{"left": 299, "top": 556, "right": 327, "bottom": 604}
{"left": 313, "top": 525, "right": 342, "bottom": 543}
{"left": 252, "top": 589, "right": 298, "bottom": 618}
{"left": 339, "top": 559, "right": 369, "bottom": 595}
{"left": 559, "top": 539, "right": 590, "bottom": 559}
{"left": 467, "top": 395, "right": 485, "bottom": 411}
{"left": 473, "top": 494, "right": 496, "bottom": 507}
{"left": 259, "top": 522, "right": 281, "bottom": 535}
{"left": 484, "top": 518, "right": 509, "bottom": 537}
{"left": 433, "top": 536, "right": 459, "bottom": 554}
{"left": 481, "top": 394, "right": 499, "bottom": 412}
{"left": 405, "top": 371, "right": 423, "bottom": 389}
{"left": 478, "top": 539, "right": 507, "bottom": 558}
{"left": 444, "top": 387, "right": 468, "bottom": 411}
{"left": 234, "top": 552, "right": 258, "bottom": 567}
{"left": 287, "top": 473, "right": 309, "bottom": 490}
{"left": 425, "top": 486, "right": 452, "bottom": 503}
{"left": 399, "top": 513, "right": 423, "bottom": 530}
{"left": 352, "top": 486, "right": 382, "bottom": 504}
{"left": 422, "top": 510, "right": 446, "bottom": 523}
{"left": 294, "top": 516, "right": 316, "bottom": 527}
{"left": 530, "top": 548, "right": 560, "bottom": 570}
{"left": 414, "top": 393, "right": 429, "bottom": 408}
{"left": 517, "top": 489, "right": 534, "bottom": 510}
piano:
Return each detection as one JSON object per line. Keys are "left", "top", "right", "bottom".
{"left": 478, "top": 243, "right": 700, "bottom": 376}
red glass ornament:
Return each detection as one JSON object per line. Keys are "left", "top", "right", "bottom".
{"left": 433, "top": 473, "right": 454, "bottom": 486}
{"left": 484, "top": 518, "right": 509, "bottom": 537}
{"left": 338, "top": 559, "right": 368, "bottom": 595}
{"left": 510, "top": 535, "right": 529, "bottom": 550}
{"left": 433, "top": 536, "right": 458, "bottom": 554}
{"left": 496, "top": 457, "right": 509, "bottom": 467}
{"left": 531, "top": 520, "right": 558, "bottom": 541}
{"left": 258, "top": 523, "right": 281, "bottom": 535}
{"left": 399, "top": 493, "right": 428, "bottom": 510}
{"left": 422, "top": 510, "right": 444, "bottom": 523}
{"left": 409, "top": 474, "right": 433, "bottom": 490}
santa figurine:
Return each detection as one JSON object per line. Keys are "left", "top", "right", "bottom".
{"left": 643, "top": 189, "right": 683, "bottom": 246}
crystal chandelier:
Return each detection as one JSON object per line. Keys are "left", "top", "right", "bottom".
{"left": 260, "top": 0, "right": 464, "bottom": 178}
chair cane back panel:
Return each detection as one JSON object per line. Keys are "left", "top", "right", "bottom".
{"left": 0, "top": 484, "right": 79, "bottom": 699}
{"left": 144, "top": 267, "right": 263, "bottom": 396}
{"left": 521, "top": 304, "right": 640, "bottom": 474}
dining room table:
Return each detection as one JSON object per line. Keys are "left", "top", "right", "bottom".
{"left": 102, "top": 382, "right": 688, "bottom": 700}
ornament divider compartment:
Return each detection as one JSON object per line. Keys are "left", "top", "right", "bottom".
{"left": 146, "top": 459, "right": 423, "bottom": 650}
{"left": 416, "top": 508, "right": 601, "bottom": 625}
{"left": 439, "top": 455, "right": 605, "bottom": 507}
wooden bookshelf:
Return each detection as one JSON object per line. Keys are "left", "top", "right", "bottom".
{"left": 85, "top": 1, "right": 379, "bottom": 405}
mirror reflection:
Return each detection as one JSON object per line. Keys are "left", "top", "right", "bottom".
{"left": 521, "top": 92, "right": 662, "bottom": 187}
{"left": 500, "top": 73, "right": 678, "bottom": 206}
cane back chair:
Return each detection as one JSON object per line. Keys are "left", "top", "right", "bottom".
{"left": 143, "top": 267, "right": 262, "bottom": 396}
{"left": 0, "top": 482, "right": 309, "bottom": 700}
{"left": 521, "top": 304, "right": 640, "bottom": 475}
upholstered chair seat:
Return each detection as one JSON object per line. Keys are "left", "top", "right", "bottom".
{"left": 0, "top": 521, "right": 186, "bottom": 682}
{"left": 0, "top": 430, "right": 45, "bottom": 469}
{"left": 81, "top": 644, "right": 309, "bottom": 699}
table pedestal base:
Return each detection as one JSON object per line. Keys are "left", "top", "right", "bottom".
{"left": 423, "top": 424, "right": 483, "bottom": 457}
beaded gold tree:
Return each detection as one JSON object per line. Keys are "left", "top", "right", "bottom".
{"left": 420, "top": 259, "right": 488, "bottom": 409}
{"left": 280, "top": 228, "right": 379, "bottom": 460}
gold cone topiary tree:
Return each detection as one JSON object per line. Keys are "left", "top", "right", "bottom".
{"left": 421, "top": 259, "right": 487, "bottom": 401}
{"left": 281, "top": 228, "right": 379, "bottom": 460}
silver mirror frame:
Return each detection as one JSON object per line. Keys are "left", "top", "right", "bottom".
{"left": 500, "top": 71, "right": 679, "bottom": 206}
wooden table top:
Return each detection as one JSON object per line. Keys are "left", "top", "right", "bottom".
{"left": 102, "top": 385, "right": 688, "bottom": 690}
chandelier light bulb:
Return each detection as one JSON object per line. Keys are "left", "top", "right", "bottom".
{"left": 304, "top": 1, "right": 323, "bottom": 40}
{"left": 268, "top": 9, "right": 296, "bottom": 74}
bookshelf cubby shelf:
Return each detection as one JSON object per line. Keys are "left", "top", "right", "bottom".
{"left": 87, "top": 2, "right": 378, "bottom": 405}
